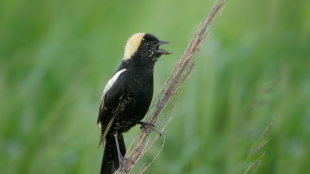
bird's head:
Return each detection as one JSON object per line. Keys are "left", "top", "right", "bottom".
{"left": 123, "top": 33, "right": 171, "bottom": 63}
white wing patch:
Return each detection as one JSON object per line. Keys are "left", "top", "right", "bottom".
{"left": 100, "top": 69, "right": 126, "bottom": 108}
{"left": 124, "top": 33, "right": 145, "bottom": 61}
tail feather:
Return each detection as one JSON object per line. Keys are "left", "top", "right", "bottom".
{"left": 100, "top": 134, "right": 126, "bottom": 174}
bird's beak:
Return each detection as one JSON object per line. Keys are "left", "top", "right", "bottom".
{"left": 156, "top": 40, "right": 171, "bottom": 55}
{"left": 158, "top": 40, "right": 170, "bottom": 45}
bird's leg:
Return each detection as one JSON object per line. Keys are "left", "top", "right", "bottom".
{"left": 139, "top": 121, "right": 162, "bottom": 136}
{"left": 113, "top": 132, "right": 134, "bottom": 174}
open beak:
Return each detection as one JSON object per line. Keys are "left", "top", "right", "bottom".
{"left": 156, "top": 40, "right": 171, "bottom": 55}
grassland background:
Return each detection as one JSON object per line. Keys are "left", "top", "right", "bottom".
{"left": 1, "top": 0, "right": 310, "bottom": 173}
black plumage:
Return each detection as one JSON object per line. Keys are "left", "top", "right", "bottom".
{"left": 97, "top": 33, "right": 170, "bottom": 174}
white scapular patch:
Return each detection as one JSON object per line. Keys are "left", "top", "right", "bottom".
{"left": 124, "top": 33, "right": 145, "bottom": 61}
{"left": 100, "top": 69, "right": 127, "bottom": 105}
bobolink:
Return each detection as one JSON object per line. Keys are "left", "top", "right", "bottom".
{"left": 97, "top": 33, "right": 170, "bottom": 174}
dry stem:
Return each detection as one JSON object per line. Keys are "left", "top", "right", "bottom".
{"left": 115, "top": 0, "right": 226, "bottom": 173}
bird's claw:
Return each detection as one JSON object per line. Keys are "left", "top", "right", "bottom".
{"left": 117, "top": 154, "right": 135, "bottom": 174}
{"left": 139, "top": 121, "right": 162, "bottom": 136}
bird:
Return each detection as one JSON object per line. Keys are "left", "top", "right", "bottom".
{"left": 97, "top": 33, "right": 171, "bottom": 174}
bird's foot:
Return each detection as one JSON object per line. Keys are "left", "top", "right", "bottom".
{"left": 139, "top": 121, "right": 162, "bottom": 136}
{"left": 117, "top": 154, "right": 135, "bottom": 174}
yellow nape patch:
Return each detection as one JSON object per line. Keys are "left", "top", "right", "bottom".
{"left": 124, "top": 33, "right": 145, "bottom": 60}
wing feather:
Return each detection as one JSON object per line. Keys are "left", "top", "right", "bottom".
{"left": 97, "top": 69, "right": 126, "bottom": 146}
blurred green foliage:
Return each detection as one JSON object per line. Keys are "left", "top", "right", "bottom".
{"left": 1, "top": 0, "right": 310, "bottom": 173}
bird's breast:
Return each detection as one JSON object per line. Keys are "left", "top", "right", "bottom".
{"left": 111, "top": 69, "right": 154, "bottom": 132}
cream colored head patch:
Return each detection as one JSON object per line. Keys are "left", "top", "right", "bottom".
{"left": 124, "top": 33, "right": 145, "bottom": 61}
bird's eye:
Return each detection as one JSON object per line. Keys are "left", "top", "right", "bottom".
{"left": 146, "top": 43, "right": 152, "bottom": 47}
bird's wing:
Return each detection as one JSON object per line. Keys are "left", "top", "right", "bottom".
{"left": 97, "top": 69, "right": 126, "bottom": 145}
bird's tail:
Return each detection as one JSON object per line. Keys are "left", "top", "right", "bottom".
{"left": 100, "top": 134, "right": 126, "bottom": 174}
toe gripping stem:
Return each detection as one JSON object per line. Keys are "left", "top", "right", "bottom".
{"left": 139, "top": 121, "right": 162, "bottom": 136}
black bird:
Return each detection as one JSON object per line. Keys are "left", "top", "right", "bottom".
{"left": 97, "top": 33, "right": 170, "bottom": 174}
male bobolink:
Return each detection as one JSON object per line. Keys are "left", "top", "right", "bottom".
{"left": 97, "top": 33, "right": 170, "bottom": 174}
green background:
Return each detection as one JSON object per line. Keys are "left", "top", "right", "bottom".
{"left": 1, "top": 0, "right": 309, "bottom": 173}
